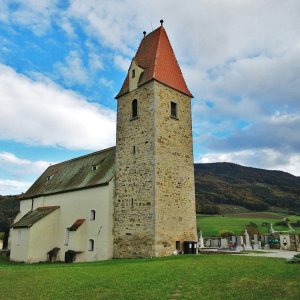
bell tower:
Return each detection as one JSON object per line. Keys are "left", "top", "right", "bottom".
{"left": 114, "top": 21, "right": 197, "bottom": 258}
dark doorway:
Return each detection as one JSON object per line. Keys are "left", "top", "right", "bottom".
{"left": 65, "top": 250, "right": 76, "bottom": 263}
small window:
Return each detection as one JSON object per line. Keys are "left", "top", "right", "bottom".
{"left": 131, "top": 198, "right": 134, "bottom": 210}
{"left": 132, "top": 99, "right": 138, "bottom": 119}
{"left": 176, "top": 241, "right": 181, "bottom": 250}
{"left": 90, "top": 210, "right": 96, "bottom": 221}
{"left": 132, "top": 69, "right": 135, "bottom": 78}
{"left": 92, "top": 165, "right": 97, "bottom": 171}
{"left": 88, "top": 239, "right": 94, "bottom": 251}
{"left": 47, "top": 174, "right": 54, "bottom": 181}
{"left": 171, "top": 101, "right": 178, "bottom": 118}
{"left": 132, "top": 145, "right": 136, "bottom": 155}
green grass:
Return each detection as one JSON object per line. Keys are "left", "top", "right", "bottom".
{"left": 0, "top": 255, "right": 300, "bottom": 299}
{"left": 197, "top": 212, "right": 300, "bottom": 237}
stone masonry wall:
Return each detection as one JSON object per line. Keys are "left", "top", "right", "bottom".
{"left": 153, "top": 81, "right": 198, "bottom": 256}
{"left": 114, "top": 80, "right": 197, "bottom": 258}
{"left": 114, "top": 81, "right": 156, "bottom": 258}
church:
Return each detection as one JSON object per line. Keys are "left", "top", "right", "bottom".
{"left": 9, "top": 21, "right": 198, "bottom": 263}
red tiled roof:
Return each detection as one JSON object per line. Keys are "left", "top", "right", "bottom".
{"left": 116, "top": 25, "right": 193, "bottom": 98}
{"left": 69, "top": 219, "right": 85, "bottom": 231}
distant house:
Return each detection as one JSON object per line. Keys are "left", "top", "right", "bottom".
{"left": 9, "top": 22, "right": 198, "bottom": 263}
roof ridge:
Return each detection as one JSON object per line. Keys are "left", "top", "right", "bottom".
{"left": 152, "top": 26, "right": 163, "bottom": 79}
{"left": 50, "top": 146, "right": 116, "bottom": 168}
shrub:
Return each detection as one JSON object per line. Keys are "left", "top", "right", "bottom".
{"left": 220, "top": 231, "right": 235, "bottom": 238}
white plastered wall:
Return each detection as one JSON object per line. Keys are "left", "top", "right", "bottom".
{"left": 10, "top": 179, "right": 115, "bottom": 263}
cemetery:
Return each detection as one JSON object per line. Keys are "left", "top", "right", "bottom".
{"left": 198, "top": 229, "right": 300, "bottom": 253}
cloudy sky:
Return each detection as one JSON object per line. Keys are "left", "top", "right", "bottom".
{"left": 0, "top": 0, "right": 299, "bottom": 195}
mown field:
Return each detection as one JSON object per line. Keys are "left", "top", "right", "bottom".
{"left": 0, "top": 254, "right": 299, "bottom": 299}
{"left": 197, "top": 212, "right": 300, "bottom": 237}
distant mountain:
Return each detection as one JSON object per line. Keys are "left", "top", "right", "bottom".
{"left": 0, "top": 195, "right": 20, "bottom": 232}
{"left": 1, "top": 163, "right": 300, "bottom": 233}
{"left": 194, "top": 162, "right": 300, "bottom": 214}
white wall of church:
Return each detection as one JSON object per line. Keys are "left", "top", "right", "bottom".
{"left": 10, "top": 228, "right": 30, "bottom": 262}
{"left": 10, "top": 179, "right": 115, "bottom": 263}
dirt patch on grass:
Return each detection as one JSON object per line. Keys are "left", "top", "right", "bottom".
{"left": 225, "top": 213, "right": 283, "bottom": 219}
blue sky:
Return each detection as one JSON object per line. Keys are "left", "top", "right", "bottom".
{"left": 0, "top": 0, "right": 300, "bottom": 195}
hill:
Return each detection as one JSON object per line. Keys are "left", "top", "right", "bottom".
{"left": 1, "top": 162, "right": 300, "bottom": 233}
{"left": 0, "top": 195, "right": 20, "bottom": 232}
{"left": 194, "top": 162, "right": 300, "bottom": 214}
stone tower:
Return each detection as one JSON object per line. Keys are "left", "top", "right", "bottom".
{"left": 114, "top": 22, "right": 197, "bottom": 258}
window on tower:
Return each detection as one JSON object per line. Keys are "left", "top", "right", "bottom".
{"left": 170, "top": 101, "right": 178, "bottom": 119}
{"left": 131, "top": 99, "right": 138, "bottom": 119}
{"left": 132, "top": 69, "right": 135, "bottom": 78}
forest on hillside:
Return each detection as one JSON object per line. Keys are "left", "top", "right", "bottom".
{"left": 195, "top": 162, "right": 300, "bottom": 214}
{"left": 1, "top": 162, "right": 300, "bottom": 234}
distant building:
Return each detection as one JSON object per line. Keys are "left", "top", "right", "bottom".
{"left": 9, "top": 22, "right": 197, "bottom": 263}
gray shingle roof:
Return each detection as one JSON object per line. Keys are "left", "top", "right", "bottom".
{"left": 11, "top": 206, "right": 60, "bottom": 228}
{"left": 21, "top": 147, "right": 115, "bottom": 199}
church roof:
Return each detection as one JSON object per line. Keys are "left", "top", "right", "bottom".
{"left": 11, "top": 206, "right": 59, "bottom": 228}
{"left": 116, "top": 24, "right": 193, "bottom": 98}
{"left": 21, "top": 147, "right": 115, "bottom": 200}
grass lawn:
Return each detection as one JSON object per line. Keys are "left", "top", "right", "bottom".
{"left": 0, "top": 255, "right": 299, "bottom": 299}
{"left": 197, "top": 212, "right": 300, "bottom": 237}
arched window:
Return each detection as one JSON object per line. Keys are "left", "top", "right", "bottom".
{"left": 88, "top": 239, "right": 94, "bottom": 251}
{"left": 132, "top": 99, "right": 138, "bottom": 118}
{"left": 90, "top": 210, "right": 96, "bottom": 221}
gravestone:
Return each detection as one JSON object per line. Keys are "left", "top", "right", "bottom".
{"left": 236, "top": 236, "right": 244, "bottom": 251}
{"left": 253, "top": 234, "right": 260, "bottom": 250}
{"left": 280, "top": 234, "right": 290, "bottom": 250}
{"left": 264, "top": 235, "right": 270, "bottom": 250}
{"left": 244, "top": 229, "right": 252, "bottom": 250}
{"left": 211, "top": 238, "right": 220, "bottom": 247}
{"left": 220, "top": 238, "right": 228, "bottom": 249}
{"left": 199, "top": 231, "right": 205, "bottom": 248}
{"left": 231, "top": 236, "right": 237, "bottom": 244}
{"left": 204, "top": 238, "right": 211, "bottom": 247}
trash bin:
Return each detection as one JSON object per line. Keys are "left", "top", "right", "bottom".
{"left": 183, "top": 241, "right": 197, "bottom": 254}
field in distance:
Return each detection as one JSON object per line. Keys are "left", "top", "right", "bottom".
{"left": 0, "top": 254, "right": 299, "bottom": 299}
{"left": 197, "top": 212, "right": 300, "bottom": 237}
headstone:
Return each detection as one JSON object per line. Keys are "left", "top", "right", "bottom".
{"left": 253, "top": 234, "right": 260, "bottom": 250}
{"left": 211, "top": 238, "right": 220, "bottom": 247}
{"left": 280, "top": 234, "right": 290, "bottom": 250}
{"left": 231, "top": 236, "right": 237, "bottom": 244}
{"left": 220, "top": 238, "right": 228, "bottom": 249}
{"left": 264, "top": 236, "right": 270, "bottom": 249}
{"left": 204, "top": 238, "right": 211, "bottom": 247}
{"left": 244, "top": 229, "right": 252, "bottom": 250}
{"left": 236, "top": 236, "right": 244, "bottom": 251}
{"left": 199, "top": 231, "right": 205, "bottom": 248}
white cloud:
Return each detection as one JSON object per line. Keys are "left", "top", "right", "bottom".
{"left": 0, "top": 63, "right": 116, "bottom": 150}
{"left": 3, "top": 0, "right": 60, "bottom": 35}
{"left": 197, "top": 149, "right": 300, "bottom": 176}
{"left": 114, "top": 55, "right": 131, "bottom": 72}
{"left": 0, "top": 152, "right": 51, "bottom": 175}
{"left": 0, "top": 179, "right": 32, "bottom": 195}
{"left": 55, "top": 50, "right": 89, "bottom": 86}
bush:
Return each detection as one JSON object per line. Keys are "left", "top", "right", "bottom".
{"left": 220, "top": 231, "right": 235, "bottom": 238}
{"left": 275, "top": 221, "right": 288, "bottom": 227}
